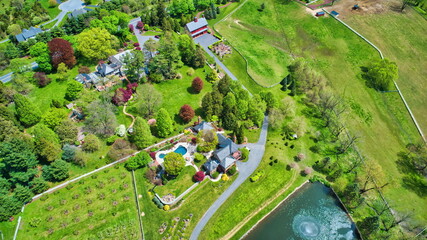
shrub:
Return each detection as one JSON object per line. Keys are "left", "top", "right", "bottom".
{"left": 193, "top": 171, "right": 205, "bottom": 182}
{"left": 106, "top": 135, "right": 119, "bottom": 145}
{"left": 221, "top": 174, "right": 229, "bottom": 181}
{"left": 33, "top": 72, "right": 51, "bottom": 87}
{"left": 303, "top": 167, "right": 313, "bottom": 176}
{"left": 194, "top": 153, "right": 206, "bottom": 163}
{"left": 136, "top": 21, "right": 144, "bottom": 30}
{"left": 187, "top": 68, "right": 195, "bottom": 76}
{"left": 29, "top": 217, "right": 41, "bottom": 227}
{"left": 133, "top": 42, "right": 140, "bottom": 47}
{"left": 240, "top": 148, "right": 249, "bottom": 162}
{"left": 296, "top": 153, "right": 305, "bottom": 161}
{"left": 78, "top": 66, "right": 91, "bottom": 74}
{"left": 227, "top": 165, "right": 237, "bottom": 175}
{"left": 163, "top": 205, "right": 170, "bottom": 211}
{"left": 212, "top": 172, "right": 219, "bottom": 179}
{"left": 192, "top": 77, "right": 204, "bottom": 93}
{"left": 250, "top": 170, "right": 265, "bottom": 182}
{"left": 82, "top": 134, "right": 100, "bottom": 152}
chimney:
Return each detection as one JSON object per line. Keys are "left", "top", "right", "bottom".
{"left": 194, "top": 17, "right": 198, "bottom": 22}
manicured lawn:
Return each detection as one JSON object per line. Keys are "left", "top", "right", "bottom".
{"left": 215, "top": 0, "right": 426, "bottom": 227}
{"left": 135, "top": 168, "right": 235, "bottom": 240}
{"left": 244, "top": 128, "right": 261, "bottom": 143}
{"left": 28, "top": 80, "right": 68, "bottom": 114}
{"left": 345, "top": 7, "right": 427, "bottom": 137}
{"left": 151, "top": 66, "right": 213, "bottom": 127}
{"left": 39, "top": 0, "right": 61, "bottom": 18}
{"left": 154, "top": 166, "right": 197, "bottom": 197}
{"left": 18, "top": 164, "right": 140, "bottom": 239}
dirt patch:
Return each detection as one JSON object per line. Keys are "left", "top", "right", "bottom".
{"left": 323, "top": 0, "right": 402, "bottom": 19}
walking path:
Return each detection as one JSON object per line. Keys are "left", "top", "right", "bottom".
{"left": 123, "top": 96, "right": 136, "bottom": 129}
{"left": 190, "top": 115, "right": 269, "bottom": 240}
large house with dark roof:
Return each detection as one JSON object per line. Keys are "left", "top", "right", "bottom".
{"left": 15, "top": 27, "right": 43, "bottom": 42}
{"left": 185, "top": 17, "right": 208, "bottom": 38}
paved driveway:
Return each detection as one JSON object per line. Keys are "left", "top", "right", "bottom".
{"left": 0, "top": 62, "right": 38, "bottom": 83}
{"left": 190, "top": 115, "right": 269, "bottom": 240}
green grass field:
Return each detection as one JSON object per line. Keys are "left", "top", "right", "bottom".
{"left": 215, "top": 0, "right": 292, "bottom": 86}
{"left": 213, "top": 0, "right": 427, "bottom": 231}
{"left": 345, "top": 7, "right": 427, "bottom": 137}
{"left": 18, "top": 164, "right": 140, "bottom": 240}
{"left": 155, "top": 166, "right": 197, "bottom": 197}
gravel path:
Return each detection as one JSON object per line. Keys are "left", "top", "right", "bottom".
{"left": 190, "top": 115, "right": 269, "bottom": 240}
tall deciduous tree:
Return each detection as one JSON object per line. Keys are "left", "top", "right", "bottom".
{"left": 164, "top": 152, "right": 185, "bottom": 175}
{"left": 150, "top": 32, "right": 182, "bottom": 79}
{"left": 366, "top": 58, "right": 398, "bottom": 91}
{"left": 179, "top": 104, "right": 195, "bottom": 123}
{"left": 85, "top": 99, "right": 117, "bottom": 136}
{"left": 65, "top": 80, "right": 83, "bottom": 101}
{"left": 48, "top": 38, "right": 77, "bottom": 69}
{"left": 130, "top": 117, "right": 152, "bottom": 149}
{"left": 82, "top": 134, "right": 100, "bottom": 152}
{"left": 248, "top": 94, "right": 266, "bottom": 127}
{"left": 43, "top": 108, "right": 68, "bottom": 129}
{"left": 77, "top": 28, "right": 118, "bottom": 61}
{"left": 136, "top": 84, "right": 162, "bottom": 118}
{"left": 55, "top": 119, "right": 78, "bottom": 144}
{"left": 29, "top": 42, "right": 52, "bottom": 73}
{"left": 217, "top": 75, "right": 231, "bottom": 96}
{"left": 156, "top": 108, "right": 173, "bottom": 137}
{"left": 122, "top": 51, "right": 145, "bottom": 82}
{"left": 14, "top": 94, "right": 41, "bottom": 127}
{"left": 192, "top": 77, "right": 204, "bottom": 93}
{"left": 222, "top": 92, "right": 238, "bottom": 130}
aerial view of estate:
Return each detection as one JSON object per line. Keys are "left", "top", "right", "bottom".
{"left": 0, "top": 0, "right": 426, "bottom": 239}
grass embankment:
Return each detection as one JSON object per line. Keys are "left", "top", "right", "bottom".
{"left": 345, "top": 7, "right": 427, "bottom": 136}
{"left": 154, "top": 166, "right": 197, "bottom": 197}
{"left": 135, "top": 168, "right": 235, "bottom": 240}
{"left": 206, "top": 0, "right": 426, "bottom": 236}
{"left": 215, "top": 0, "right": 292, "bottom": 87}
{"left": 18, "top": 164, "right": 140, "bottom": 239}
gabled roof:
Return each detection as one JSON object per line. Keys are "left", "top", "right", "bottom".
{"left": 186, "top": 18, "right": 208, "bottom": 32}
{"left": 203, "top": 160, "right": 219, "bottom": 172}
{"left": 68, "top": 9, "right": 87, "bottom": 19}
{"left": 194, "top": 121, "right": 214, "bottom": 132}
{"left": 214, "top": 140, "right": 238, "bottom": 162}
{"left": 220, "top": 156, "right": 235, "bottom": 169}
{"left": 16, "top": 27, "right": 42, "bottom": 42}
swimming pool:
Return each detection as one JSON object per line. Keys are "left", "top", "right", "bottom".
{"left": 158, "top": 146, "right": 188, "bottom": 159}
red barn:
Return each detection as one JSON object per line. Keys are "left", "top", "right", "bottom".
{"left": 186, "top": 17, "right": 208, "bottom": 38}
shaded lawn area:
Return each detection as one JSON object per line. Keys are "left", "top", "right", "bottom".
{"left": 216, "top": 0, "right": 426, "bottom": 226}
{"left": 135, "top": 168, "right": 234, "bottom": 239}
{"left": 28, "top": 80, "right": 68, "bottom": 114}
{"left": 345, "top": 7, "right": 427, "bottom": 137}
{"left": 154, "top": 166, "right": 197, "bottom": 197}
{"left": 18, "top": 164, "right": 140, "bottom": 240}
{"left": 152, "top": 66, "right": 213, "bottom": 126}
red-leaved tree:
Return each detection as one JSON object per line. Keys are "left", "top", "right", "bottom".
{"left": 133, "top": 42, "right": 140, "bottom": 47}
{"left": 193, "top": 171, "right": 205, "bottom": 182}
{"left": 33, "top": 72, "right": 51, "bottom": 87}
{"left": 129, "top": 24, "right": 134, "bottom": 32}
{"left": 179, "top": 104, "right": 195, "bottom": 123}
{"left": 127, "top": 83, "right": 138, "bottom": 93}
{"left": 136, "top": 21, "right": 144, "bottom": 30}
{"left": 192, "top": 77, "right": 203, "bottom": 93}
{"left": 112, "top": 88, "right": 133, "bottom": 106}
{"left": 48, "top": 38, "right": 76, "bottom": 69}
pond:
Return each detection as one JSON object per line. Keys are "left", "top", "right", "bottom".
{"left": 243, "top": 182, "right": 360, "bottom": 240}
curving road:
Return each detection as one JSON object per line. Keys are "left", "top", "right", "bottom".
{"left": 190, "top": 115, "right": 269, "bottom": 240}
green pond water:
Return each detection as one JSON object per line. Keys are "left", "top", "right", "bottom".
{"left": 243, "top": 182, "right": 360, "bottom": 240}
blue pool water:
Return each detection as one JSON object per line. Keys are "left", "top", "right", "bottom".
{"left": 159, "top": 146, "right": 188, "bottom": 159}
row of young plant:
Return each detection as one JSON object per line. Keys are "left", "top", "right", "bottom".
{"left": 284, "top": 58, "right": 406, "bottom": 239}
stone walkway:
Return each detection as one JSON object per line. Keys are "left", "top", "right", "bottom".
{"left": 190, "top": 115, "right": 269, "bottom": 240}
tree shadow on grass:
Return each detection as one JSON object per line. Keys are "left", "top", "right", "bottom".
{"left": 187, "top": 87, "right": 197, "bottom": 95}
{"left": 401, "top": 175, "right": 427, "bottom": 197}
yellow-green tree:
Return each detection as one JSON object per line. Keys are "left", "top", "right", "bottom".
{"left": 77, "top": 28, "right": 118, "bottom": 61}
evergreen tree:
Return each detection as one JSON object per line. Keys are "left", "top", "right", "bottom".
{"left": 221, "top": 92, "right": 238, "bottom": 130}
{"left": 14, "top": 94, "right": 42, "bottom": 127}
{"left": 156, "top": 108, "right": 173, "bottom": 137}
{"left": 29, "top": 177, "right": 49, "bottom": 194}
{"left": 42, "top": 159, "right": 70, "bottom": 182}
{"left": 62, "top": 144, "right": 76, "bottom": 162}
{"left": 13, "top": 185, "right": 34, "bottom": 204}
{"left": 130, "top": 117, "right": 152, "bottom": 149}
{"left": 217, "top": 75, "right": 231, "bottom": 96}
{"left": 234, "top": 124, "right": 245, "bottom": 144}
